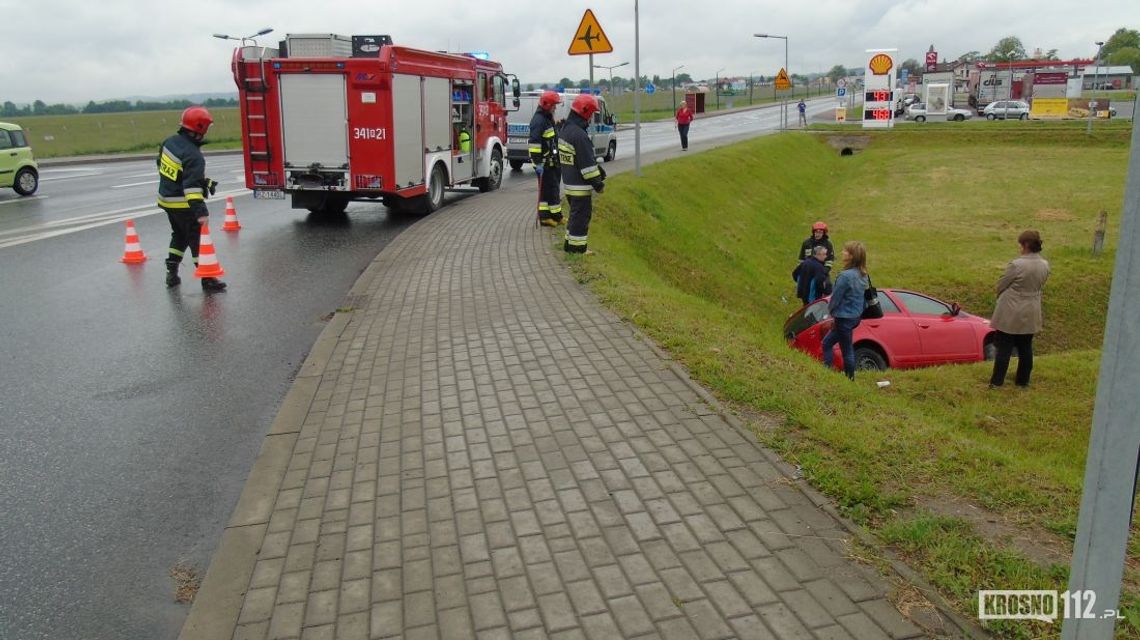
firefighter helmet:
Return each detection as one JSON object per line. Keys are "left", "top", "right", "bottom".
{"left": 180, "top": 106, "right": 213, "bottom": 135}
{"left": 570, "top": 93, "right": 599, "bottom": 120}
{"left": 539, "top": 90, "right": 562, "bottom": 111}
{"left": 811, "top": 221, "right": 828, "bottom": 233}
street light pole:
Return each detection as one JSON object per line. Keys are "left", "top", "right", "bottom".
{"left": 672, "top": 64, "right": 685, "bottom": 113}
{"left": 754, "top": 33, "right": 789, "bottom": 129}
{"left": 593, "top": 61, "right": 629, "bottom": 94}
{"left": 213, "top": 27, "right": 275, "bottom": 55}
{"left": 715, "top": 67, "right": 725, "bottom": 111}
{"left": 1088, "top": 41, "right": 1105, "bottom": 135}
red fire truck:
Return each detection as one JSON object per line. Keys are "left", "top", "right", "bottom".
{"left": 231, "top": 34, "right": 520, "bottom": 215}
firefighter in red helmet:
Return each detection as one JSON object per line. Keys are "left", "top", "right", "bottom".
{"left": 156, "top": 106, "right": 226, "bottom": 291}
{"left": 558, "top": 93, "right": 606, "bottom": 254}
{"left": 798, "top": 220, "right": 835, "bottom": 271}
{"left": 529, "top": 90, "right": 564, "bottom": 226}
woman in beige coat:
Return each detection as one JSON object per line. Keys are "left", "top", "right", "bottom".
{"left": 989, "top": 230, "right": 1051, "bottom": 388}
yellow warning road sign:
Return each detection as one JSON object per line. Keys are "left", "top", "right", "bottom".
{"left": 774, "top": 68, "right": 791, "bottom": 91}
{"left": 568, "top": 9, "right": 614, "bottom": 55}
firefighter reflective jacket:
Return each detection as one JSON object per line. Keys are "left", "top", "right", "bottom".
{"left": 558, "top": 113, "right": 604, "bottom": 197}
{"left": 528, "top": 108, "right": 559, "bottom": 168}
{"left": 156, "top": 130, "right": 210, "bottom": 216}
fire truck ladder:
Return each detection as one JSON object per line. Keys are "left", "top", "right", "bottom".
{"left": 237, "top": 57, "right": 275, "bottom": 187}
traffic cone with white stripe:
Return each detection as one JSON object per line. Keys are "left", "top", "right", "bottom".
{"left": 221, "top": 196, "right": 242, "bottom": 232}
{"left": 193, "top": 222, "right": 226, "bottom": 284}
{"left": 119, "top": 220, "right": 147, "bottom": 264}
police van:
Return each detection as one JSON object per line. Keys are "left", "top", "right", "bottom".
{"left": 505, "top": 89, "right": 618, "bottom": 171}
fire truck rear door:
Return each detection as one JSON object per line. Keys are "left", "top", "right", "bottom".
{"left": 392, "top": 74, "right": 425, "bottom": 188}
{"left": 279, "top": 74, "right": 349, "bottom": 170}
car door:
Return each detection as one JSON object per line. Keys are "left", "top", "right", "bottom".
{"left": 0, "top": 129, "right": 15, "bottom": 188}
{"left": 857, "top": 291, "right": 924, "bottom": 366}
{"left": 892, "top": 291, "right": 979, "bottom": 364}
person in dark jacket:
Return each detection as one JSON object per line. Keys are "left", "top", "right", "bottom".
{"left": 792, "top": 245, "right": 832, "bottom": 305}
{"left": 558, "top": 94, "right": 606, "bottom": 254}
{"left": 798, "top": 221, "right": 835, "bottom": 271}
{"left": 157, "top": 106, "right": 225, "bottom": 291}
{"left": 821, "top": 241, "right": 869, "bottom": 380}
{"left": 529, "top": 90, "right": 563, "bottom": 227}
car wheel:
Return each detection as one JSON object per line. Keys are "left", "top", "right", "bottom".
{"left": 509, "top": 159, "right": 524, "bottom": 171}
{"left": 953, "top": 114, "right": 965, "bottom": 121}
{"left": 854, "top": 346, "right": 887, "bottom": 371}
{"left": 915, "top": 115, "right": 926, "bottom": 123}
{"left": 604, "top": 141, "right": 617, "bottom": 162}
{"left": 986, "top": 114, "right": 996, "bottom": 121}
{"left": 476, "top": 147, "right": 503, "bottom": 193}
{"left": 13, "top": 167, "right": 38, "bottom": 196}
{"left": 1019, "top": 113, "right": 1028, "bottom": 121}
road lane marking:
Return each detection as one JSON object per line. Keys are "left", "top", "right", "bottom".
{"left": 0, "top": 189, "right": 250, "bottom": 249}
{"left": 112, "top": 180, "right": 160, "bottom": 189}
{"left": 0, "top": 195, "right": 49, "bottom": 205}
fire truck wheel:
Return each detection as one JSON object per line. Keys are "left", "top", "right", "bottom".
{"left": 420, "top": 163, "right": 447, "bottom": 214}
{"left": 476, "top": 148, "right": 503, "bottom": 193}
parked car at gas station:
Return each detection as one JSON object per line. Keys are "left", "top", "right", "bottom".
{"left": 905, "top": 103, "right": 974, "bottom": 122}
{"left": 983, "top": 100, "right": 1031, "bottom": 120}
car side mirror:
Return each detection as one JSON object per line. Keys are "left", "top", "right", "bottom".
{"left": 604, "top": 115, "right": 614, "bottom": 126}
{"left": 949, "top": 302, "right": 961, "bottom": 317}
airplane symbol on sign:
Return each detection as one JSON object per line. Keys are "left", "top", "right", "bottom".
{"left": 577, "top": 25, "right": 600, "bottom": 50}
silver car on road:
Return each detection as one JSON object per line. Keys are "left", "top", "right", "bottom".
{"left": 983, "top": 100, "right": 1031, "bottom": 120}
{"left": 905, "top": 103, "right": 974, "bottom": 122}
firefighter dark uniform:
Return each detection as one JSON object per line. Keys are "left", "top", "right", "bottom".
{"left": 529, "top": 91, "right": 563, "bottom": 226}
{"left": 157, "top": 106, "right": 225, "bottom": 291}
{"left": 559, "top": 95, "right": 605, "bottom": 254}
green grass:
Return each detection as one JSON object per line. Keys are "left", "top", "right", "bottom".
{"left": 6, "top": 108, "right": 243, "bottom": 158}
{"left": 568, "top": 123, "right": 1138, "bottom": 637}
{"left": 605, "top": 86, "right": 821, "bottom": 123}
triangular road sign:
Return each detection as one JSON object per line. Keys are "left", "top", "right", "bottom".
{"left": 568, "top": 9, "right": 614, "bottom": 55}
{"left": 774, "top": 68, "right": 792, "bottom": 90}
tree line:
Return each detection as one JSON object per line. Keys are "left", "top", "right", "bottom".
{"left": 0, "top": 97, "right": 238, "bottom": 118}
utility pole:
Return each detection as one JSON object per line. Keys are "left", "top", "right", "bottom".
{"left": 1087, "top": 41, "right": 1105, "bottom": 135}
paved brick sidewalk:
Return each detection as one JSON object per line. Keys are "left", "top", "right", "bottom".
{"left": 180, "top": 186, "right": 931, "bottom": 640}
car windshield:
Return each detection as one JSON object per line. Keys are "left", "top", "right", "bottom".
{"left": 783, "top": 300, "right": 828, "bottom": 339}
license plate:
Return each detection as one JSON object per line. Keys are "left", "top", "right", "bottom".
{"left": 508, "top": 137, "right": 527, "bottom": 145}
{"left": 253, "top": 189, "right": 285, "bottom": 200}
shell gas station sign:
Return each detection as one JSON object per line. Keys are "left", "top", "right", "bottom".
{"left": 862, "top": 49, "right": 897, "bottom": 129}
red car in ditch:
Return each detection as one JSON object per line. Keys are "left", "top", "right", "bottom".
{"left": 783, "top": 288, "right": 997, "bottom": 371}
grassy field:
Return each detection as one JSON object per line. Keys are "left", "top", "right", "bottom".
{"left": 603, "top": 85, "right": 819, "bottom": 123}
{"left": 6, "top": 108, "right": 243, "bottom": 158}
{"left": 566, "top": 121, "right": 1137, "bottom": 638}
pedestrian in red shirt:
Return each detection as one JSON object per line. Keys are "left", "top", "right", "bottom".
{"left": 675, "top": 102, "right": 694, "bottom": 150}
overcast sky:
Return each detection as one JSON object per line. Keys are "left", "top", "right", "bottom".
{"left": 6, "top": 0, "right": 1137, "bottom": 104}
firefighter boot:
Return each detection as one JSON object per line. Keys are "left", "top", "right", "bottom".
{"left": 165, "top": 261, "right": 181, "bottom": 287}
{"left": 201, "top": 277, "right": 227, "bottom": 292}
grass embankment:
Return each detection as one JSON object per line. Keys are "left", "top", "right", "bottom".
{"left": 7, "top": 108, "right": 243, "bottom": 158}
{"left": 569, "top": 122, "right": 1137, "bottom": 638}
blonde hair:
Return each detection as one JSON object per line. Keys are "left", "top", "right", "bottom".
{"left": 843, "top": 241, "right": 867, "bottom": 274}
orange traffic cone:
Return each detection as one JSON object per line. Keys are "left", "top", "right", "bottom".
{"left": 221, "top": 196, "right": 242, "bottom": 232}
{"left": 120, "top": 220, "right": 147, "bottom": 264}
{"left": 193, "top": 223, "right": 226, "bottom": 278}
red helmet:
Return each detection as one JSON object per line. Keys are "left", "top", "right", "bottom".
{"left": 811, "top": 221, "right": 828, "bottom": 233}
{"left": 570, "top": 93, "right": 599, "bottom": 119}
{"left": 538, "top": 90, "right": 562, "bottom": 111}
{"left": 181, "top": 106, "right": 213, "bottom": 135}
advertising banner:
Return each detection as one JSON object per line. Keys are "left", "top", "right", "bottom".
{"left": 1030, "top": 98, "right": 1067, "bottom": 119}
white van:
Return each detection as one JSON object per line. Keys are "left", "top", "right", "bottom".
{"left": 506, "top": 89, "right": 618, "bottom": 171}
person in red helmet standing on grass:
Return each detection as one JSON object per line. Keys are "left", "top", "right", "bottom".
{"left": 157, "top": 106, "right": 226, "bottom": 291}
{"left": 529, "top": 90, "right": 564, "bottom": 226}
{"left": 558, "top": 94, "right": 607, "bottom": 254}
{"left": 798, "top": 221, "right": 835, "bottom": 272}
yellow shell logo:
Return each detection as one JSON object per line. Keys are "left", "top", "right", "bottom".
{"left": 868, "top": 54, "right": 894, "bottom": 75}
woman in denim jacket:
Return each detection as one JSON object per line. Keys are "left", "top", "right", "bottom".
{"left": 822, "top": 241, "right": 869, "bottom": 379}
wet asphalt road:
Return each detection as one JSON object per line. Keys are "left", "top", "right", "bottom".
{"left": 0, "top": 99, "right": 816, "bottom": 640}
